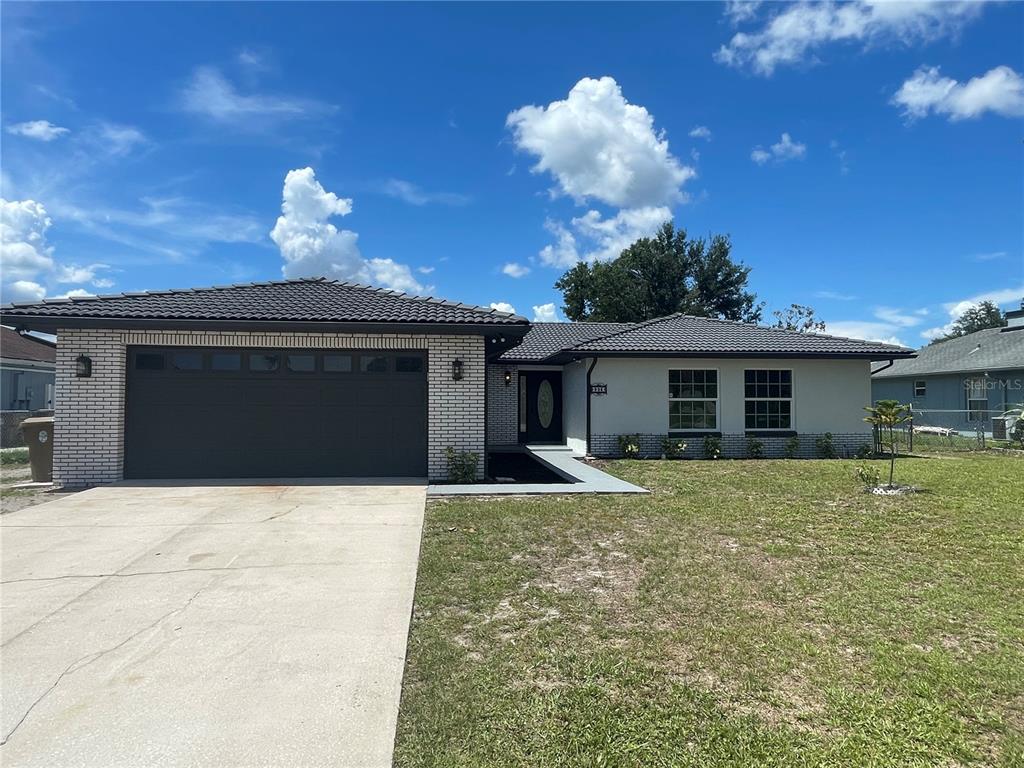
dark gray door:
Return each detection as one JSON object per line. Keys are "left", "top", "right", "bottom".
{"left": 124, "top": 348, "right": 427, "bottom": 479}
{"left": 519, "top": 371, "right": 562, "bottom": 444}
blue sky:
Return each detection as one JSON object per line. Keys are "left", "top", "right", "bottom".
{"left": 2, "top": 1, "right": 1022, "bottom": 347}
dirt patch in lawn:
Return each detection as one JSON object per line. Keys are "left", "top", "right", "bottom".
{"left": 1, "top": 465, "right": 79, "bottom": 514}
{"left": 523, "top": 528, "right": 645, "bottom": 617}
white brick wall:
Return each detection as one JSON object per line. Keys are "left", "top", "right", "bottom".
{"left": 54, "top": 328, "right": 486, "bottom": 485}
{"left": 486, "top": 363, "right": 518, "bottom": 445}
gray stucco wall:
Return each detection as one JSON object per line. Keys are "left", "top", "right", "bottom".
{"left": 562, "top": 358, "right": 589, "bottom": 455}
{"left": 589, "top": 357, "right": 873, "bottom": 436}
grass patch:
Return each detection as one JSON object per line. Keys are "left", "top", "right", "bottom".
{"left": 0, "top": 447, "right": 30, "bottom": 466}
{"left": 395, "top": 455, "right": 1024, "bottom": 767}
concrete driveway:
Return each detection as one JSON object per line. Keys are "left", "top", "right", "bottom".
{"left": 1, "top": 479, "right": 427, "bottom": 768}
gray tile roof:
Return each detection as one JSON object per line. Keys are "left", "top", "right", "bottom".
{"left": 0, "top": 278, "right": 530, "bottom": 326}
{"left": 499, "top": 322, "right": 635, "bottom": 361}
{"left": 873, "top": 326, "right": 1024, "bottom": 378}
{"left": 503, "top": 313, "right": 913, "bottom": 361}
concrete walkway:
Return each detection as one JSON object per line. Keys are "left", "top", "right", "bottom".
{"left": 1, "top": 479, "right": 426, "bottom": 768}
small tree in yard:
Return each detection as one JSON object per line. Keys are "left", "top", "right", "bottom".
{"left": 863, "top": 400, "right": 911, "bottom": 487}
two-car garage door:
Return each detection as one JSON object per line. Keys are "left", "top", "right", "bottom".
{"left": 124, "top": 347, "right": 428, "bottom": 479}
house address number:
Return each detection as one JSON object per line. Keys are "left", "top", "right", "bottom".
{"left": 590, "top": 383, "right": 608, "bottom": 395}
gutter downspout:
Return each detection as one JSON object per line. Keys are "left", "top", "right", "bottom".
{"left": 871, "top": 359, "right": 895, "bottom": 376}
{"left": 585, "top": 357, "right": 598, "bottom": 456}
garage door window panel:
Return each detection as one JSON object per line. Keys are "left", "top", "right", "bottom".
{"left": 323, "top": 354, "right": 353, "bottom": 373}
{"left": 286, "top": 354, "right": 316, "bottom": 373}
{"left": 134, "top": 352, "right": 165, "bottom": 371}
{"left": 172, "top": 352, "right": 204, "bottom": 371}
{"left": 360, "top": 355, "right": 389, "bottom": 373}
{"left": 396, "top": 356, "right": 425, "bottom": 373}
{"left": 211, "top": 353, "right": 242, "bottom": 371}
{"left": 249, "top": 353, "right": 280, "bottom": 372}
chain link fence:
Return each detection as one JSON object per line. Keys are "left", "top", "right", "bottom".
{"left": 873, "top": 407, "right": 1020, "bottom": 453}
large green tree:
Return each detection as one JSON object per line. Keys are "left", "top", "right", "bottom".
{"left": 554, "top": 222, "right": 762, "bottom": 323}
{"left": 934, "top": 300, "right": 1007, "bottom": 343}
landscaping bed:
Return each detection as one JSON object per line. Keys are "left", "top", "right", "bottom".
{"left": 395, "top": 453, "right": 1024, "bottom": 767}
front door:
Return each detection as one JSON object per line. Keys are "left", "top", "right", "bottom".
{"left": 519, "top": 371, "right": 563, "bottom": 444}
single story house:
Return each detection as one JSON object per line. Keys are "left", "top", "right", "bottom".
{"left": 1, "top": 325, "right": 56, "bottom": 446}
{"left": 0, "top": 278, "right": 912, "bottom": 485}
{"left": 872, "top": 308, "right": 1024, "bottom": 433}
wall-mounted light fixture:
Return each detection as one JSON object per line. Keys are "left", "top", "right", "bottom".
{"left": 503, "top": 370, "right": 513, "bottom": 386}
{"left": 451, "top": 358, "right": 464, "bottom": 381}
{"left": 75, "top": 354, "right": 93, "bottom": 378}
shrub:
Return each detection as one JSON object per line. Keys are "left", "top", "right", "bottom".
{"left": 746, "top": 436, "right": 764, "bottom": 459}
{"left": 1012, "top": 418, "right": 1024, "bottom": 450}
{"left": 783, "top": 435, "right": 800, "bottom": 459}
{"left": 0, "top": 447, "right": 30, "bottom": 466}
{"left": 854, "top": 444, "right": 873, "bottom": 459}
{"left": 660, "top": 437, "right": 687, "bottom": 459}
{"left": 618, "top": 434, "right": 642, "bottom": 458}
{"left": 703, "top": 435, "right": 721, "bottom": 460}
{"left": 445, "top": 447, "right": 479, "bottom": 484}
{"left": 816, "top": 432, "right": 837, "bottom": 459}
{"left": 854, "top": 464, "right": 882, "bottom": 488}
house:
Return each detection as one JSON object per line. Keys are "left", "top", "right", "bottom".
{"left": 0, "top": 278, "right": 912, "bottom": 485}
{"left": 1, "top": 325, "right": 56, "bottom": 447}
{"left": 872, "top": 308, "right": 1024, "bottom": 433}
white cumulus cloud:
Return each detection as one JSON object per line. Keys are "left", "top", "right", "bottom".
{"left": 716, "top": 1, "right": 985, "bottom": 76}
{"left": 689, "top": 125, "right": 713, "bottom": 141}
{"left": 532, "top": 303, "right": 560, "bottom": 322}
{"left": 820, "top": 320, "right": 906, "bottom": 347}
{"left": 490, "top": 301, "right": 517, "bottom": 315}
{"left": 4, "top": 280, "right": 46, "bottom": 303}
{"left": 502, "top": 262, "right": 530, "bottom": 278}
{"left": 55, "top": 263, "right": 111, "bottom": 285}
{"left": 892, "top": 65, "right": 1024, "bottom": 121}
{"left": 6, "top": 120, "right": 70, "bottom": 142}
{"left": 1, "top": 199, "right": 55, "bottom": 284}
{"left": 538, "top": 206, "right": 670, "bottom": 268}
{"left": 751, "top": 132, "right": 806, "bottom": 165}
{"left": 0, "top": 199, "right": 111, "bottom": 302}
{"left": 507, "top": 76, "right": 694, "bottom": 209}
{"left": 269, "top": 167, "right": 423, "bottom": 294}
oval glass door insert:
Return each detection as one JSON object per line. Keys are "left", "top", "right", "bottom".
{"left": 537, "top": 379, "right": 554, "bottom": 429}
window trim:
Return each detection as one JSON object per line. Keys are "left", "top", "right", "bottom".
{"left": 965, "top": 377, "right": 988, "bottom": 422}
{"left": 667, "top": 368, "right": 720, "bottom": 433}
{"left": 913, "top": 379, "right": 927, "bottom": 398}
{"left": 743, "top": 368, "right": 795, "bottom": 431}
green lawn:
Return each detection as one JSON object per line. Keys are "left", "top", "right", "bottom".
{"left": 394, "top": 454, "right": 1023, "bottom": 767}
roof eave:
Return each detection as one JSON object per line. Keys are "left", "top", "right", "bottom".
{"left": 0, "top": 314, "right": 531, "bottom": 337}
{"left": 532, "top": 349, "right": 916, "bottom": 363}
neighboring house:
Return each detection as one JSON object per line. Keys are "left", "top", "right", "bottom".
{"left": 1, "top": 325, "right": 56, "bottom": 447}
{"left": 0, "top": 278, "right": 911, "bottom": 485}
{"left": 872, "top": 309, "right": 1024, "bottom": 433}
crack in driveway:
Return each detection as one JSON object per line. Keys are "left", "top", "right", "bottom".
{"left": 1, "top": 578, "right": 217, "bottom": 746}
{"left": 1, "top": 561, "right": 352, "bottom": 587}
